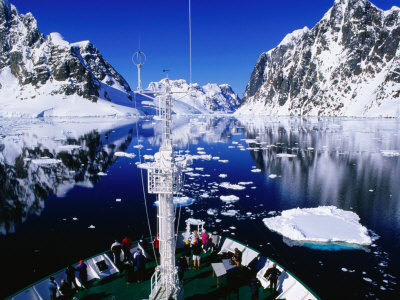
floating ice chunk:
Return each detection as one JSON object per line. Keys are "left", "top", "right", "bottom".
{"left": 212, "top": 156, "right": 220, "bottom": 160}
{"left": 133, "top": 144, "right": 143, "bottom": 149}
{"left": 341, "top": 268, "right": 348, "bottom": 272}
{"left": 198, "top": 151, "right": 206, "bottom": 155}
{"left": 58, "top": 145, "right": 81, "bottom": 151}
{"left": 221, "top": 210, "right": 238, "bottom": 216}
{"left": 186, "top": 218, "right": 205, "bottom": 225}
{"left": 216, "top": 219, "right": 222, "bottom": 223}
{"left": 251, "top": 168, "right": 262, "bottom": 173}
{"left": 269, "top": 174, "right": 277, "bottom": 179}
{"left": 380, "top": 150, "right": 400, "bottom": 157}
{"left": 143, "top": 154, "right": 154, "bottom": 160}
{"left": 220, "top": 195, "right": 240, "bottom": 202}
{"left": 246, "top": 212, "right": 252, "bottom": 215}
{"left": 238, "top": 181, "right": 253, "bottom": 185}
{"left": 207, "top": 208, "right": 218, "bottom": 215}
{"left": 219, "top": 174, "right": 228, "bottom": 178}
{"left": 200, "top": 193, "right": 209, "bottom": 198}
{"left": 197, "top": 147, "right": 204, "bottom": 151}
{"left": 220, "top": 182, "right": 246, "bottom": 190}
{"left": 218, "top": 159, "right": 229, "bottom": 163}
{"left": 195, "top": 167, "right": 204, "bottom": 171}
{"left": 369, "top": 189, "right": 374, "bottom": 192}
{"left": 244, "top": 139, "right": 258, "bottom": 144}
{"left": 88, "top": 225, "right": 95, "bottom": 229}
{"left": 363, "top": 277, "right": 373, "bottom": 283}
{"left": 268, "top": 211, "right": 276, "bottom": 215}
{"left": 114, "top": 152, "right": 136, "bottom": 158}
{"left": 229, "top": 226, "right": 236, "bottom": 230}
{"left": 263, "top": 206, "right": 373, "bottom": 245}
{"left": 97, "top": 172, "right": 107, "bottom": 176}
{"left": 31, "top": 158, "right": 62, "bottom": 165}
{"left": 116, "top": 198, "right": 122, "bottom": 202}
{"left": 72, "top": 217, "right": 78, "bottom": 221}
{"left": 228, "top": 146, "right": 235, "bottom": 149}
{"left": 307, "top": 147, "right": 314, "bottom": 150}
{"left": 276, "top": 153, "right": 297, "bottom": 158}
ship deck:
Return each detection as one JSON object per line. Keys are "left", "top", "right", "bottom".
{"left": 74, "top": 249, "right": 276, "bottom": 300}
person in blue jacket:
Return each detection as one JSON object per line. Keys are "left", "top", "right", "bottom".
{"left": 134, "top": 248, "right": 146, "bottom": 282}
{"left": 76, "top": 260, "right": 88, "bottom": 288}
{"left": 48, "top": 276, "right": 57, "bottom": 300}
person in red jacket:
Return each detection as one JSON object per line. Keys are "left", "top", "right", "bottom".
{"left": 153, "top": 235, "right": 160, "bottom": 258}
{"left": 121, "top": 236, "right": 132, "bottom": 262}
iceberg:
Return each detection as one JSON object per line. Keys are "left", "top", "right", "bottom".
{"left": 263, "top": 206, "right": 373, "bottom": 246}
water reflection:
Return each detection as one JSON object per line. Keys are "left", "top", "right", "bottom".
{"left": 238, "top": 117, "right": 400, "bottom": 231}
{"left": 0, "top": 118, "right": 137, "bottom": 235}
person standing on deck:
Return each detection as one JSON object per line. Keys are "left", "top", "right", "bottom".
{"left": 265, "top": 263, "right": 281, "bottom": 295}
{"left": 66, "top": 265, "right": 78, "bottom": 290}
{"left": 249, "top": 277, "right": 260, "bottom": 300}
{"left": 192, "top": 240, "right": 202, "bottom": 270}
{"left": 59, "top": 279, "right": 73, "bottom": 299}
{"left": 48, "top": 276, "right": 57, "bottom": 300}
{"left": 153, "top": 235, "right": 160, "bottom": 257}
{"left": 76, "top": 260, "right": 88, "bottom": 289}
{"left": 183, "top": 240, "right": 191, "bottom": 266}
{"left": 176, "top": 255, "right": 188, "bottom": 282}
{"left": 134, "top": 248, "right": 146, "bottom": 282}
{"left": 201, "top": 230, "right": 209, "bottom": 252}
{"left": 121, "top": 236, "right": 133, "bottom": 262}
{"left": 111, "top": 239, "right": 123, "bottom": 268}
{"left": 231, "top": 248, "right": 242, "bottom": 268}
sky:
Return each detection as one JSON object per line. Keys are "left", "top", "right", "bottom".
{"left": 10, "top": 0, "right": 400, "bottom": 97}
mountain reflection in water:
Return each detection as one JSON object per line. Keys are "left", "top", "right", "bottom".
{"left": 0, "top": 116, "right": 399, "bottom": 299}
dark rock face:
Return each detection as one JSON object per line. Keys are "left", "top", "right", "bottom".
{"left": 0, "top": 2, "right": 133, "bottom": 102}
{"left": 241, "top": 0, "right": 400, "bottom": 117}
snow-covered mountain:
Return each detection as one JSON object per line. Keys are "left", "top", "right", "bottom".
{"left": 142, "top": 79, "right": 241, "bottom": 115}
{"left": 237, "top": 0, "right": 400, "bottom": 117}
{"left": 0, "top": 0, "right": 140, "bottom": 117}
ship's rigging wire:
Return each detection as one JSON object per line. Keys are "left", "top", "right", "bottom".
{"left": 134, "top": 93, "right": 159, "bottom": 265}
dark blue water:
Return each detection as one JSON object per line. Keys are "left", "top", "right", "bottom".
{"left": 0, "top": 116, "right": 399, "bottom": 299}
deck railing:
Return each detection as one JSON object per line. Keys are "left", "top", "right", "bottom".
{"left": 150, "top": 266, "right": 162, "bottom": 299}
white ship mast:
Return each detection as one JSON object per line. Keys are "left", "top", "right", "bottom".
{"left": 134, "top": 1, "right": 193, "bottom": 297}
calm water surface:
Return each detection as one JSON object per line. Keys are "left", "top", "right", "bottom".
{"left": 0, "top": 116, "right": 399, "bottom": 299}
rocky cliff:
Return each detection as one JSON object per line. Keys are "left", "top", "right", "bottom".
{"left": 238, "top": 0, "right": 400, "bottom": 117}
{"left": 0, "top": 0, "right": 138, "bottom": 117}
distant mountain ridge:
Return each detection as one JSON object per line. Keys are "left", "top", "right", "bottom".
{"left": 140, "top": 79, "right": 241, "bottom": 115}
{"left": 238, "top": 0, "right": 400, "bottom": 117}
{"left": 0, "top": 0, "right": 139, "bottom": 117}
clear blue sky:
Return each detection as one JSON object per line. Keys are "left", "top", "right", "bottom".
{"left": 11, "top": 0, "right": 399, "bottom": 96}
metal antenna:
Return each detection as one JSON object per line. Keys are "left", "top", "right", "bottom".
{"left": 132, "top": 50, "right": 146, "bottom": 91}
{"left": 189, "top": 0, "right": 192, "bottom": 86}
{"left": 163, "top": 69, "right": 170, "bottom": 79}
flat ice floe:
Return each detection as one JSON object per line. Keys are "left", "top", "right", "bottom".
{"left": 220, "top": 195, "right": 240, "bottom": 202}
{"left": 263, "top": 206, "right": 373, "bottom": 246}
{"left": 31, "top": 158, "right": 62, "bottom": 165}
{"left": 219, "top": 182, "right": 246, "bottom": 190}
{"left": 221, "top": 210, "right": 238, "bottom": 216}
{"left": 114, "top": 152, "right": 136, "bottom": 158}
{"left": 276, "top": 153, "right": 297, "bottom": 158}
